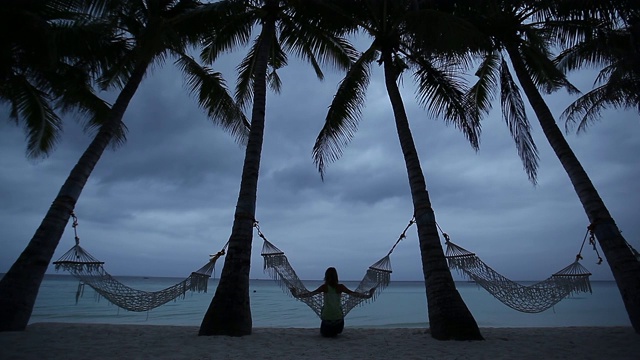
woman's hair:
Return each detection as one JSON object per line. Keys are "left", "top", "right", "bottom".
{"left": 324, "top": 267, "right": 339, "bottom": 288}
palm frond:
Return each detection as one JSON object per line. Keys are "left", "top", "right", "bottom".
{"left": 268, "top": 32, "right": 288, "bottom": 86}
{"left": 312, "top": 46, "right": 376, "bottom": 179}
{"left": 406, "top": 6, "right": 489, "bottom": 57}
{"left": 563, "top": 78, "right": 640, "bottom": 133}
{"left": 47, "top": 62, "right": 119, "bottom": 141}
{"left": 176, "top": 54, "right": 250, "bottom": 145}
{"left": 499, "top": 59, "right": 539, "bottom": 183}
{"left": 465, "top": 50, "right": 501, "bottom": 122}
{"left": 199, "top": 3, "right": 256, "bottom": 64}
{"left": 234, "top": 38, "right": 260, "bottom": 111}
{"left": 278, "top": 12, "right": 356, "bottom": 76}
{"left": 554, "top": 35, "right": 612, "bottom": 73}
{"left": 267, "top": 68, "right": 282, "bottom": 94}
{"left": 3, "top": 75, "right": 62, "bottom": 158}
{"left": 412, "top": 55, "right": 480, "bottom": 150}
{"left": 519, "top": 42, "right": 580, "bottom": 94}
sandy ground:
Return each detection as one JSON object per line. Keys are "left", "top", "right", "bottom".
{"left": 0, "top": 323, "right": 638, "bottom": 359}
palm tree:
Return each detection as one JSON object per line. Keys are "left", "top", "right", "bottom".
{"left": 0, "top": 0, "right": 248, "bottom": 332}
{"left": 197, "top": 0, "right": 356, "bottom": 336}
{"left": 555, "top": 3, "right": 640, "bottom": 130}
{"left": 0, "top": 0, "right": 115, "bottom": 158}
{"left": 312, "top": 0, "right": 486, "bottom": 340}
{"left": 456, "top": 0, "right": 640, "bottom": 333}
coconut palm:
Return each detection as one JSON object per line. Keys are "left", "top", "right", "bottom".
{"left": 0, "top": 0, "right": 117, "bottom": 157}
{"left": 196, "top": 0, "right": 356, "bottom": 336}
{"left": 312, "top": 0, "right": 490, "bottom": 340}
{"left": 555, "top": 3, "right": 640, "bottom": 130}
{"left": 456, "top": 0, "right": 640, "bottom": 333}
{"left": 0, "top": 0, "right": 248, "bottom": 332}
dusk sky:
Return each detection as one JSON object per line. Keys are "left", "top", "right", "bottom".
{"left": 1, "top": 41, "right": 638, "bottom": 284}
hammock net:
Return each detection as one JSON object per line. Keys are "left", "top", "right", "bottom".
{"left": 53, "top": 244, "right": 220, "bottom": 312}
{"left": 257, "top": 219, "right": 412, "bottom": 318}
{"left": 53, "top": 213, "right": 224, "bottom": 312}
{"left": 445, "top": 239, "right": 592, "bottom": 313}
{"left": 261, "top": 239, "right": 390, "bottom": 317}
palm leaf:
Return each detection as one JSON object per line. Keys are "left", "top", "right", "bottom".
{"left": 519, "top": 41, "right": 580, "bottom": 95}
{"left": 267, "top": 33, "right": 287, "bottom": 93}
{"left": 234, "top": 38, "right": 260, "bottom": 111}
{"left": 312, "top": 46, "right": 376, "bottom": 179}
{"left": 499, "top": 59, "right": 539, "bottom": 183}
{"left": 176, "top": 54, "right": 250, "bottom": 144}
{"left": 3, "top": 75, "right": 62, "bottom": 158}
{"left": 199, "top": 2, "right": 255, "bottom": 64}
{"left": 278, "top": 11, "right": 356, "bottom": 77}
{"left": 466, "top": 50, "right": 501, "bottom": 123}
{"left": 412, "top": 55, "right": 480, "bottom": 150}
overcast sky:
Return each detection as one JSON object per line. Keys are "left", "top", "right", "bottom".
{"left": 1, "top": 41, "right": 638, "bottom": 283}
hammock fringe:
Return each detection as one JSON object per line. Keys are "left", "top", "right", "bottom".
{"left": 261, "top": 239, "right": 390, "bottom": 318}
{"left": 53, "top": 244, "right": 215, "bottom": 312}
{"left": 445, "top": 240, "right": 593, "bottom": 313}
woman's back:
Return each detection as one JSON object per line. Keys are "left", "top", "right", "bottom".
{"left": 321, "top": 285, "right": 343, "bottom": 320}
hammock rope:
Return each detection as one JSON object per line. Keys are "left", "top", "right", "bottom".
{"left": 258, "top": 218, "right": 416, "bottom": 318}
{"left": 53, "top": 212, "right": 225, "bottom": 312}
{"left": 442, "top": 225, "right": 594, "bottom": 313}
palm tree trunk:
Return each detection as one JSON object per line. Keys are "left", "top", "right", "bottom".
{"left": 506, "top": 44, "right": 640, "bottom": 333}
{"left": 382, "top": 53, "right": 483, "bottom": 340}
{"left": 0, "top": 61, "right": 149, "bottom": 332}
{"left": 198, "top": 13, "right": 276, "bottom": 337}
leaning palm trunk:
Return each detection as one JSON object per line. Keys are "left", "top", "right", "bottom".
{"left": 382, "top": 54, "right": 483, "bottom": 340}
{"left": 198, "top": 16, "right": 275, "bottom": 337}
{"left": 0, "top": 62, "right": 149, "bottom": 332}
{"left": 506, "top": 45, "right": 640, "bottom": 333}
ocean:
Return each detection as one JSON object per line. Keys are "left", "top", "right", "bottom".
{"left": 25, "top": 275, "right": 631, "bottom": 328}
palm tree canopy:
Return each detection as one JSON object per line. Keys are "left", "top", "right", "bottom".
{"left": 0, "top": 0, "right": 119, "bottom": 158}
{"left": 313, "top": 0, "right": 482, "bottom": 179}
{"left": 95, "top": 0, "right": 250, "bottom": 144}
{"left": 446, "top": 0, "right": 600, "bottom": 183}
{"left": 554, "top": 2, "right": 640, "bottom": 131}
{"left": 198, "top": 0, "right": 357, "bottom": 111}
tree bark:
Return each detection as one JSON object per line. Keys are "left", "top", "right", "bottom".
{"left": 506, "top": 44, "right": 640, "bottom": 333}
{"left": 382, "top": 52, "right": 483, "bottom": 340}
{"left": 198, "top": 10, "right": 276, "bottom": 337}
{"left": 0, "top": 61, "right": 149, "bottom": 332}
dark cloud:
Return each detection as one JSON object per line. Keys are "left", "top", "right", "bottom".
{"left": 1, "top": 47, "right": 638, "bottom": 285}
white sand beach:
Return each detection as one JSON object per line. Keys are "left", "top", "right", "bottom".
{"left": 0, "top": 323, "right": 638, "bottom": 360}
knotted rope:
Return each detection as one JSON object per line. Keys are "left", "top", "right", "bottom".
{"left": 259, "top": 218, "right": 415, "bottom": 318}
{"left": 54, "top": 212, "right": 226, "bottom": 312}
{"left": 442, "top": 224, "right": 594, "bottom": 313}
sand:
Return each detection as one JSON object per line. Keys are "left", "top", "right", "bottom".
{"left": 0, "top": 323, "right": 638, "bottom": 359}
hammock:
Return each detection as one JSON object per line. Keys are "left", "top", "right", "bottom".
{"left": 443, "top": 230, "right": 593, "bottom": 313}
{"left": 258, "top": 219, "right": 415, "bottom": 318}
{"left": 53, "top": 212, "right": 225, "bottom": 312}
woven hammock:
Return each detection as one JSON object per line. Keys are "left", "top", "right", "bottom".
{"left": 257, "top": 220, "right": 414, "bottom": 318}
{"left": 445, "top": 239, "right": 592, "bottom": 313}
{"left": 53, "top": 244, "right": 221, "bottom": 312}
{"left": 53, "top": 212, "right": 223, "bottom": 312}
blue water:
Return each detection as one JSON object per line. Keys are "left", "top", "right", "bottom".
{"left": 27, "top": 275, "right": 630, "bottom": 328}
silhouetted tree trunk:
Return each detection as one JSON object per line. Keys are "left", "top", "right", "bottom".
{"left": 506, "top": 44, "right": 640, "bottom": 333}
{"left": 0, "top": 61, "right": 149, "bottom": 332}
{"left": 382, "top": 51, "right": 483, "bottom": 340}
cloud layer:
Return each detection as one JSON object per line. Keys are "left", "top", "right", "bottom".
{"left": 1, "top": 50, "right": 638, "bottom": 284}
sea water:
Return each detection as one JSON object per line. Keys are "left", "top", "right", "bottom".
{"left": 24, "top": 275, "right": 630, "bottom": 328}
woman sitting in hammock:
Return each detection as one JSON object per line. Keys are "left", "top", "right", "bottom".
{"left": 292, "top": 267, "right": 374, "bottom": 337}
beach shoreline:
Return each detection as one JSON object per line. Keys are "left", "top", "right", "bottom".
{"left": 1, "top": 323, "right": 638, "bottom": 359}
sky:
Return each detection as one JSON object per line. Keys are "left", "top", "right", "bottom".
{"left": 1, "top": 42, "right": 639, "bottom": 284}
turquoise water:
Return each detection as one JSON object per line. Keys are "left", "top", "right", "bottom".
{"left": 26, "top": 275, "right": 631, "bottom": 328}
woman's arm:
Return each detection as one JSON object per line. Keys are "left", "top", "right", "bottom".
{"left": 291, "top": 284, "right": 326, "bottom": 298}
{"left": 338, "top": 284, "right": 375, "bottom": 299}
